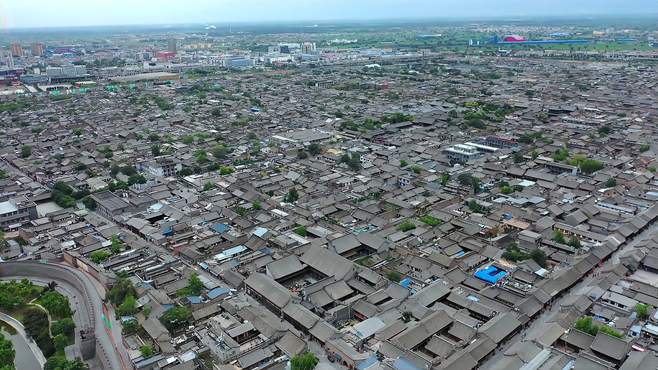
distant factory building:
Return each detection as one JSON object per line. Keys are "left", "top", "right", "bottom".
{"left": 225, "top": 57, "right": 255, "bottom": 70}
{"left": 110, "top": 72, "right": 180, "bottom": 83}
{"left": 503, "top": 35, "right": 526, "bottom": 42}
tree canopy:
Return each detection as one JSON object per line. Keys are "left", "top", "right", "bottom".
{"left": 291, "top": 352, "right": 319, "bottom": 370}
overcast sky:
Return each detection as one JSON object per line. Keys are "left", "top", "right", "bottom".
{"left": 1, "top": 0, "right": 656, "bottom": 29}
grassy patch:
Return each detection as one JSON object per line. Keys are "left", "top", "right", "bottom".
{"left": 419, "top": 215, "right": 442, "bottom": 226}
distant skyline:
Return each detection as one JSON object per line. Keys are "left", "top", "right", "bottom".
{"left": 1, "top": 0, "right": 657, "bottom": 29}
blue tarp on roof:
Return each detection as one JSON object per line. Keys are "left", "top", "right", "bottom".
{"left": 253, "top": 227, "right": 268, "bottom": 237}
{"left": 399, "top": 278, "right": 412, "bottom": 288}
{"left": 187, "top": 296, "right": 203, "bottom": 304}
{"left": 207, "top": 287, "right": 230, "bottom": 300}
{"left": 212, "top": 223, "right": 230, "bottom": 234}
{"left": 475, "top": 265, "right": 508, "bottom": 284}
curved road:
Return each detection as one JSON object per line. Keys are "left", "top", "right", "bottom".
{"left": 0, "top": 312, "right": 46, "bottom": 368}
{"left": 0, "top": 261, "right": 130, "bottom": 370}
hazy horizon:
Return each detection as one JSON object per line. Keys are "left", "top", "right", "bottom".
{"left": 1, "top": 0, "right": 657, "bottom": 30}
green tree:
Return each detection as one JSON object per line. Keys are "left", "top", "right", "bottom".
{"left": 234, "top": 206, "right": 247, "bottom": 217}
{"left": 467, "top": 200, "right": 486, "bottom": 213}
{"left": 90, "top": 250, "right": 111, "bottom": 264}
{"left": 308, "top": 143, "right": 321, "bottom": 156}
{"left": 636, "top": 303, "right": 651, "bottom": 320}
{"left": 51, "top": 318, "right": 75, "bottom": 338}
{"left": 82, "top": 196, "right": 97, "bottom": 210}
{"left": 605, "top": 178, "right": 617, "bottom": 187}
{"left": 151, "top": 145, "right": 161, "bottom": 157}
{"left": 599, "top": 325, "right": 623, "bottom": 338}
{"left": 108, "top": 279, "right": 137, "bottom": 306}
{"left": 188, "top": 273, "right": 204, "bottom": 296}
{"left": 53, "top": 333, "right": 69, "bottom": 353}
{"left": 44, "top": 357, "right": 88, "bottom": 370}
{"left": 339, "top": 152, "right": 361, "bottom": 171}
{"left": 579, "top": 159, "right": 604, "bottom": 174}
{"left": 513, "top": 152, "right": 524, "bottom": 163}
{"left": 252, "top": 199, "right": 261, "bottom": 210}
{"left": 181, "top": 135, "right": 194, "bottom": 144}
{"left": 598, "top": 125, "right": 611, "bottom": 137}
{"left": 297, "top": 150, "right": 308, "bottom": 159}
{"left": 291, "top": 352, "right": 319, "bottom": 370}
{"left": 117, "top": 295, "right": 138, "bottom": 316}
{"left": 284, "top": 188, "right": 299, "bottom": 203}
{"left": 203, "top": 182, "right": 215, "bottom": 191}
{"left": 110, "top": 235, "right": 124, "bottom": 254}
{"left": 294, "top": 226, "right": 308, "bottom": 237}
{"left": 20, "top": 145, "right": 32, "bottom": 158}
{"left": 0, "top": 332, "right": 14, "bottom": 370}
{"left": 122, "top": 320, "right": 139, "bottom": 335}
{"left": 398, "top": 221, "right": 416, "bottom": 232}
{"left": 639, "top": 144, "right": 650, "bottom": 153}
{"left": 211, "top": 144, "right": 229, "bottom": 159}
{"left": 140, "top": 345, "right": 154, "bottom": 357}
{"left": 500, "top": 186, "right": 513, "bottom": 195}
{"left": 127, "top": 174, "right": 147, "bottom": 185}
{"left": 108, "top": 180, "right": 128, "bottom": 192}
{"left": 195, "top": 150, "right": 208, "bottom": 164}
{"left": 399, "top": 159, "right": 408, "bottom": 167}
{"left": 553, "top": 230, "right": 567, "bottom": 244}
{"left": 502, "top": 244, "right": 530, "bottom": 262}
{"left": 440, "top": 172, "right": 450, "bottom": 186}
{"left": 419, "top": 215, "right": 441, "bottom": 226}
{"left": 160, "top": 306, "right": 192, "bottom": 333}
{"left": 568, "top": 237, "right": 582, "bottom": 249}
{"left": 457, "top": 173, "right": 481, "bottom": 193}
{"left": 575, "top": 316, "right": 598, "bottom": 336}
{"left": 22, "top": 307, "right": 49, "bottom": 339}
{"left": 219, "top": 166, "right": 235, "bottom": 175}
{"left": 38, "top": 291, "right": 72, "bottom": 319}
{"left": 552, "top": 148, "right": 569, "bottom": 162}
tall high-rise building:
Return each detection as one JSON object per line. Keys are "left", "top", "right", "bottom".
{"left": 31, "top": 42, "right": 45, "bottom": 57}
{"left": 4, "top": 52, "right": 14, "bottom": 68}
{"left": 301, "top": 42, "right": 317, "bottom": 54}
{"left": 167, "top": 38, "right": 177, "bottom": 53}
{"left": 10, "top": 43, "right": 23, "bottom": 57}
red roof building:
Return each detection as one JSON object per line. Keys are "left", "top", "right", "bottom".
{"left": 503, "top": 35, "right": 526, "bottom": 42}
